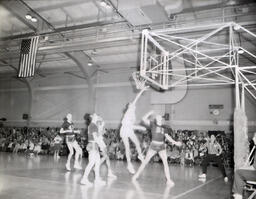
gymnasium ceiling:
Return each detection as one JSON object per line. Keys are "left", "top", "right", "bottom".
{"left": 0, "top": 0, "right": 256, "bottom": 81}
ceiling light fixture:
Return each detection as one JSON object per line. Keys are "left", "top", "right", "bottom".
{"left": 100, "top": 0, "right": 110, "bottom": 8}
{"left": 88, "top": 60, "right": 93, "bottom": 66}
{"left": 31, "top": 17, "right": 38, "bottom": 22}
{"left": 100, "top": 0, "right": 107, "bottom": 7}
{"left": 25, "top": 14, "right": 32, "bottom": 20}
{"left": 226, "top": 0, "right": 236, "bottom": 6}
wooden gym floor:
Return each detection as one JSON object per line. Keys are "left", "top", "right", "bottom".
{"left": 0, "top": 152, "right": 232, "bottom": 199}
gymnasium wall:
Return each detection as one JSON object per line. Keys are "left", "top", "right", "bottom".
{"left": 0, "top": 79, "right": 29, "bottom": 125}
{"left": 0, "top": 71, "right": 256, "bottom": 132}
{"left": 165, "top": 86, "right": 256, "bottom": 131}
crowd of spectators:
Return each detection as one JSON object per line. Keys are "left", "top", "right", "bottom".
{"left": 0, "top": 126, "right": 233, "bottom": 167}
{"left": 0, "top": 127, "right": 78, "bottom": 156}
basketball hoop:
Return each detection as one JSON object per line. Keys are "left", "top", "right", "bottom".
{"left": 132, "top": 72, "right": 146, "bottom": 90}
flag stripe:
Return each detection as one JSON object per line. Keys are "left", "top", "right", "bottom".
{"left": 31, "top": 36, "right": 39, "bottom": 77}
{"left": 29, "top": 38, "right": 34, "bottom": 76}
{"left": 24, "top": 53, "right": 28, "bottom": 77}
{"left": 28, "top": 39, "right": 33, "bottom": 76}
{"left": 18, "top": 36, "right": 39, "bottom": 78}
{"left": 30, "top": 37, "right": 39, "bottom": 77}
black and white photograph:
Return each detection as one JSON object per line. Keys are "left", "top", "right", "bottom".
{"left": 0, "top": 0, "right": 256, "bottom": 199}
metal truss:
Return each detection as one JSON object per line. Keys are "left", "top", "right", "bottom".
{"left": 140, "top": 22, "right": 256, "bottom": 102}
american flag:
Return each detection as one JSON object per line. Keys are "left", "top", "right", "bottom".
{"left": 18, "top": 36, "right": 39, "bottom": 78}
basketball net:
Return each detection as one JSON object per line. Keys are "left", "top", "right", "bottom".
{"left": 132, "top": 72, "right": 146, "bottom": 90}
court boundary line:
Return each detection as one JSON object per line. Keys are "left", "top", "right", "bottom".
{"left": 0, "top": 173, "right": 174, "bottom": 197}
{"left": 172, "top": 175, "right": 222, "bottom": 199}
{"left": 0, "top": 173, "right": 227, "bottom": 198}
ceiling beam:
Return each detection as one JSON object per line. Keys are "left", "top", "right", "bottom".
{"left": 19, "top": 0, "right": 66, "bottom": 37}
{"left": 0, "top": 0, "right": 37, "bottom": 32}
{"left": 0, "top": 38, "right": 139, "bottom": 59}
{"left": 0, "top": 20, "right": 126, "bottom": 41}
{"left": 0, "top": 0, "right": 69, "bottom": 40}
{"left": 33, "top": 0, "right": 89, "bottom": 12}
{"left": 39, "top": 38, "right": 140, "bottom": 54}
{"left": 107, "top": 0, "right": 133, "bottom": 28}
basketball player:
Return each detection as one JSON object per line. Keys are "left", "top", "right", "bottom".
{"left": 132, "top": 110, "right": 182, "bottom": 187}
{"left": 80, "top": 113, "right": 106, "bottom": 186}
{"left": 60, "top": 113, "right": 82, "bottom": 171}
{"left": 96, "top": 116, "right": 117, "bottom": 179}
{"left": 120, "top": 86, "right": 148, "bottom": 174}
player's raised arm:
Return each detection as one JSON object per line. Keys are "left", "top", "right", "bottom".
{"left": 131, "top": 86, "right": 149, "bottom": 106}
{"left": 142, "top": 110, "right": 154, "bottom": 126}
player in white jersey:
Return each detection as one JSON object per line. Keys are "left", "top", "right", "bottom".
{"left": 120, "top": 87, "right": 148, "bottom": 174}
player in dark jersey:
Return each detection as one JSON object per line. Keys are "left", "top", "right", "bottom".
{"left": 80, "top": 113, "right": 106, "bottom": 186}
{"left": 96, "top": 116, "right": 117, "bottom": 179}
{"left": 132, "top": 110, "right": 182, "bottom": 187}
{"left": 60, "top": 113, "right": 82, "bottom": 171}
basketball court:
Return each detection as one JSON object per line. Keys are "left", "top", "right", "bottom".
{"left": 0, "top": 153, "right": 231, "bottom": 199}
{"left": 0, "top": 1, "right": 256, "bottom": 199}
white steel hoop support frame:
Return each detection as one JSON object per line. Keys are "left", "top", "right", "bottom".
{"left": 140, "top": 22, "right": 256, "bottom": 170}
{"left": 139, "top": 22, "right": 256, "bottom": 102}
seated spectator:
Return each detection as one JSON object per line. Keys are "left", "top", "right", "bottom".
{"left": 180, "top": 149, "right": 185, "bottom": 166}
{"left": 233, "top": 133, "right": 256, "bottom": 199}
{"left": 7, "top": 140, "right": 14, "bottom": 152}
{"left": 27, "top": 140, "right": 35, "bottom": 157}
{"left": 13, "top": 141, "right": 21, "bottom": 153}
{"left": 0, "top": 135, "right": 6, "bottom": 151}
{"left": 166, "top": 145, "right": 172, "bottom": 162}
{"left": 116, "top": 139, "right": 125, "bottom": 160}
{"left": 108, "top": 140, "right": 118, "bottom": 160}
{"left": 153, "top": 154, "right": 160, "bottom": 163}
{"left": 34, "top": 140, "right": 42, "bottom": 155}
{"left": 185, "top": 147, "right": 194, "bottom": 166}
{"left": 130, "top": 146, "right": 138, "bottom": 161}
{"left": 53, "top": 134, "right": 62, "bottom": 159}
{"left": 0, "top": 126, "right": 232, "bottom": 169}
{"left": 49, "top": 139, "right": 55, "bottom": 155}
{"left": 116, "top": 147, "right": 124, "bottom": 160}
{"left": 20, "top": 139, "right": 28, "bottom": 153}
{"left": 41, "top": 136, "right": 50, "bottom": 155}
{"left": 2, "top": 139, "right": 9, "bottom": 152}
{"left": 168, "top": 146, "right": 181, "bottom": 164}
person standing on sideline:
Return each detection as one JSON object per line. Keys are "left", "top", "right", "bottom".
{"left": 60, "top": 113, "right": 82, "bottom": 171}
{"left": 198, "top": 134, "right": 228, "bottom": 182}
{"left": 120, "top": 86, "right": 148, "bottom": 174}
{"left": 132, "top": 111, "right": 182, "bottom": 187}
